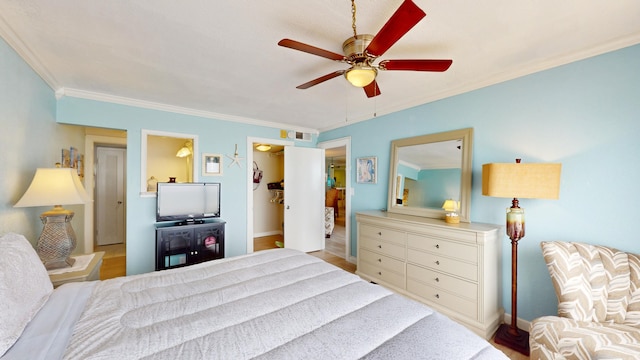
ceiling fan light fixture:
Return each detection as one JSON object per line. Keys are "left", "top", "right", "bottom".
{"left": 345, "top": 65, "right": 377, "bottom": 88}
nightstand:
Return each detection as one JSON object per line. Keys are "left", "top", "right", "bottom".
{"left": 48, "top": 251, "right": 105, "bottom": 288}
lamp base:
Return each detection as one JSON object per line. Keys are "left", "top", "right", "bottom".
{"left": 37, "top": 211, "right": 78, "bottom": 270}
{"left": 444, "top": 215, "right": 460, "bottom": 224}
{"left": 493, "top": 323, "right": 530, "bottom": 356}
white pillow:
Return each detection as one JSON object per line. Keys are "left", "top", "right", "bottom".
{"left": 0, "top": 233, "right": 53, "bottom": 356}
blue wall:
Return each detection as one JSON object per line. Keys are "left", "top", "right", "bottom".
{"left": 420, "top": 168, "right": 461, "bottom": 208}
{"left": 319, "top": 43, "right": 640, "bottom": 321}
{"left": 56, "top": 97, "right": 315, "bottom": 275}
{"left": 0, "top": 38, "right": 86, "bottom": 248}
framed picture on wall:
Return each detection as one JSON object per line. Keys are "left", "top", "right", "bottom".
{"left": 356, "top": 156, "right": 377, "bottom": 184}
{"left": 202, "top": 154, "right": 223, "bottom": 176}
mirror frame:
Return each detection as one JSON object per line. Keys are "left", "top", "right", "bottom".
{"left": 387, "top": 128, "right": 473, "bottom": 222}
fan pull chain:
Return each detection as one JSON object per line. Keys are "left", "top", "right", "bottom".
{"left": 351, "top": 0, "right": 357, "bottom": 37}
{"left": 374, "top": 92, "right": 377, "bottom": 117}
{"left": 373, "top": 82, "right": 378, "bottom": 117}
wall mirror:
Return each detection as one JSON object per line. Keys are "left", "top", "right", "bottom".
{"left": 141, "top": 129, "right": 199, "bottom": 196}
{"left": 387, "top": 128, "right": 473, "bottom": 222}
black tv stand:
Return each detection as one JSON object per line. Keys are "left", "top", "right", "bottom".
{"left": 155, "top": 219, "right": 225, "bottom": 271}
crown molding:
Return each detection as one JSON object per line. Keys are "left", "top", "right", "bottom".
{"left": 0, "top": 15, "right": 59, "bottom": 90}
{"left": 57, "top": 88, "right": 320, "bottom": 135}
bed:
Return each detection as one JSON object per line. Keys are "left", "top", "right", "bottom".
{"left": 1, "top": 233, "right": 507, "bottom": 359}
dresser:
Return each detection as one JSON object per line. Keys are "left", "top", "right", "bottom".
{"left": 356, "top": 210, "right": 503, "bottom": 339}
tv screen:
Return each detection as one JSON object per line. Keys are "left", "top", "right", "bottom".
{"left": 156, "top": 182, "right": 220, "bottom": 222}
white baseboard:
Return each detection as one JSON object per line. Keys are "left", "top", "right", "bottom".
{"left": 503, "top": 313, "right": 531, "bottom": 332}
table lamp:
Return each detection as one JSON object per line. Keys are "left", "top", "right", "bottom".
{"left": 442, "top": 199, "right": 460, "bottom": 224}
{"left": 14, "top": 168, "right": 92, "bottom": 270}
{"left": 482, "top": 159, "right": 561, "bottom": 356}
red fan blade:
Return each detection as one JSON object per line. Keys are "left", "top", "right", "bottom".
{"left": 296, "top": 70, "right": 345, "bottom": 89}
{"left": 363, "top": 80, "right": 381, "bottom": 98}
{"left": 379, "top": 59, "right": 452, "bottom": 72}
{"left": 365, "top": 0, "right": 426, "bottom": 57}
{"left": 278, "top": 39, "right": 346, "bottom": 61}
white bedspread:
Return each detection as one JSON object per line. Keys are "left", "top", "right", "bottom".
{"left": 59, "top": 249, "right": 505, "bottom": 359}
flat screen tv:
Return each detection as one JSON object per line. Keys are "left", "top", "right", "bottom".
{"left": 156, "top": 182, "right": 220, "bottom": 223}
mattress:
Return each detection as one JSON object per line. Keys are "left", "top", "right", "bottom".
{"left": 5, "top": 248, "right": 507, "bottom": 359}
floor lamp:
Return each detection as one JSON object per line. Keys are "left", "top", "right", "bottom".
{"left": 482, "top": 159, "right": 561, "bottom": 356}
{"left": 14, "top": 168, "right": 92, "bottom": 270}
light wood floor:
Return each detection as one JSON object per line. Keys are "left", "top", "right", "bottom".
{"left": 95, "top": 243, "right": 126, "bottom": 280}
{"left": 97, "top": 240, "right": 525, "bottom": 359}
{"left": 254, "top": 234, "right": 355, "bottom": 273}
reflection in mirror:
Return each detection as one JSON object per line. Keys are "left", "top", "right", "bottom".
{"left": 141, "top": 130, "right": 198, "bottom": 195}
{"left": 387, "top": 128, "right": 473, "bottom": 222}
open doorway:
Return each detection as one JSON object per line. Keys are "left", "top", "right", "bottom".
{"left": 83, "top": 128, "right": 127, "bottom": 279}
{"left": 251, "top": 142, "right": 286, "bottom": 251}
{"left": 246, "top": 137, "right": 293, "bottom": 254}
{"left": 323, "top": 146, "right": 346, "bottom": 260}
{"left": 318, "top": 137, "right": 353, "bottom": 263}
{"left": 247, "top": 139, "right": 327, "bottom": 255}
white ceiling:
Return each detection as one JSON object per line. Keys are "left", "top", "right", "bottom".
{"left": 1, "top": 1, "right": 639, "bottom": 133}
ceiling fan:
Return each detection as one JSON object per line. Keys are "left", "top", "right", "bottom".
{"left": 278, "top": 0, "right": 453, "bottom": 98}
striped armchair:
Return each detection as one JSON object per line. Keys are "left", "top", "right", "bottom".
{"left": 530, "top": 241, "right": 640, "bottom": 359}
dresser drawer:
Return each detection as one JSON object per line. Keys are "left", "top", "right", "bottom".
{"left": 358, "top": 261, "right": 405, "bottom": 289}
{"left": 359, "top": 224, "right": 406, "bottom": 246}
{"left": 407, "top": 278, "right": 477, "bottom": 320}
{"left": 407, "top": 249, "right": 477, "bottom": 281}
{"left": 406, "top": 264, "right": 477, "bottom": 300}
{"left": 360, "top": 236, "right": 406, "bottom": 260}
{"left": 360, "top": 248, "right": 405, "bottom": 274}
{"left": 407, "top": 234, "right": 477, "bottom": 263}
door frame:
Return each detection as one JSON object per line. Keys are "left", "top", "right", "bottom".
{"left": 318, "top": 137, "right": 354, "bottom": 263}
{"left": 83, "top": 134, "right": 127, "bottom": 254}
{"left": 246, "top": 137, "right": 294, "bottom": 253}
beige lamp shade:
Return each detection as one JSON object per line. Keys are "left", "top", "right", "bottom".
{"left": 442, "top": 199, "right": 460, "bottom": 212}
{"left": 482, "top": 163, "right": 561, "bottom": 199}
{"left": 14, "top": 168, "right": 92, "bottom": 208}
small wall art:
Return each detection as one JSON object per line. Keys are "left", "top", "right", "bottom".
{"left": 356, "top": 156, "right": 377, "bottom": 184}
{"left": 202, "top": 153, "right": 223, "bottom": 176}
{"left": 61, "top": 146, "right": 84, "bottom": 179}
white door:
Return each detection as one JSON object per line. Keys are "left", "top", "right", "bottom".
{"left": 283, "top": 146, "right": 325, "bottom": 252}
{"left": 96, "top": 147, "right": 126, "bottom": 246}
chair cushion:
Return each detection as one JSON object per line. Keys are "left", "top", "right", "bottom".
{"left": 531, "top": 315, "right": 640, "bottom": 359}
{"left": 541, "top": 241, "right": 640, "bottom": 326}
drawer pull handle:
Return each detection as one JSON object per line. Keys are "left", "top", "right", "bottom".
{"left": 436, "top": 244, "right": 440, "bottom": 249}
{"left": 435, "top": 277, "right": 439, "bottom": 282}
{"left": 378, "top": 245, "right": 382, "bottom": 249}
{"left": 378, "top": 258, "right": 382, "bottom": 262}
{"left": 435, "top": 294, "right": 440, "bottom": 299}
{"left": 377, "top": 232, "right": 382, "bottom": 236}
{"left": 435, "top": 260, "right": 440, "bottom": 265}
{"left": 378, "top": 271, "right": 382, "bottom": 276}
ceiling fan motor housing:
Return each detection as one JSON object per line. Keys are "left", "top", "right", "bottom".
{"left": 342, "top": 34, "right": 374, "bottom": 63}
